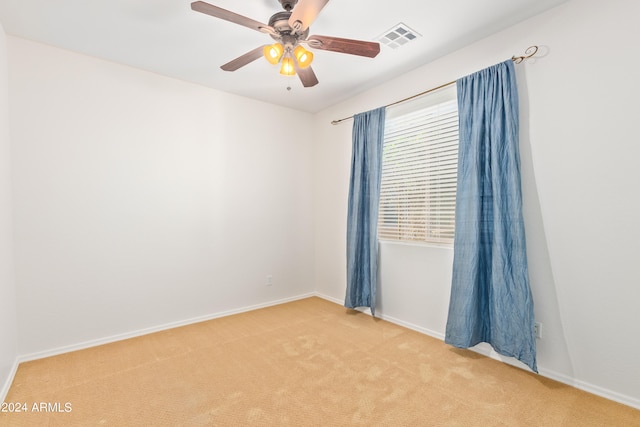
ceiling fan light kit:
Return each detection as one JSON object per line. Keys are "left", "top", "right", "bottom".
{"left": 190, "top": 0, "right": 380, "bottom": 87}
{"left": 280, "top": 57, "right": 296, "bottom": 76}
{"left": 293, "top": 45, "right": 313, "bottom": 68}
{"left": 264, "top": 43, "right": 284, "bottom": 65}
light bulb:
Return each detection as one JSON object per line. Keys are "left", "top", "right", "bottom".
{"left": 279, "top": 57, "right": 296, "bottom": 76}
{"left": 294, "top": 45, "right": 313, "bottom": 68}
{"left": 263, "top": 43, "right": 284, "bottom": 65}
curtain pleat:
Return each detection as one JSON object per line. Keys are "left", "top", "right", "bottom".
{"left": 345, "top": 107, "right": 386, "bottom": 316}
{"left": 445, "top": 60, "right": 537, "bottom": 372}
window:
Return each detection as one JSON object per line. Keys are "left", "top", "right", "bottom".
{"left": 378, "top": 85, "right": 459, "bottom": 245}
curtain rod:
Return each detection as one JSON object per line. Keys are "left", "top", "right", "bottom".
{"left": 330, "top": 45, "right": 539, "bottom": 125}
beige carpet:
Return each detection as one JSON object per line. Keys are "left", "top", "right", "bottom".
{"left": 2, "top": 297, "right": 639, "bottom": 426}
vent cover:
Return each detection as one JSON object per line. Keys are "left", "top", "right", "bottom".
{"left": 377, "top": 23, "right": 421, "bottom": 49}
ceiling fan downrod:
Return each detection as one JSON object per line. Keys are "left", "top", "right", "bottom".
{"left": 278, "top": 0, "right": 298, "bottom": 12}
{"left": 278, "top": 0, "right": 303, "bottom": 32}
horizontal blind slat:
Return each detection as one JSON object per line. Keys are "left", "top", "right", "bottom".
{"left": 379, "top": 86, "right": 458, "bottom": 245}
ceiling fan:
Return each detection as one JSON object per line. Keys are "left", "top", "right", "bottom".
{"left": 191, "top": 0, "right": 381, "bottom": 87}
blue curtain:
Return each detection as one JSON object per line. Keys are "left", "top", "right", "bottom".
{"left": 345, "top": 107, "right": 386, "bottom": 316}
{"left": 445, "top": 60, "right": 537, "bottom": 372}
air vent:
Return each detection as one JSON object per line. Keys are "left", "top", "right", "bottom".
{"left": 377, "top": 23, "right": 421, "bottom": 49}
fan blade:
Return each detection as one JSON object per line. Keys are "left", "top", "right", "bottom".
{"left": 221, "top": 45, "right": 267, "bottom": 71}
{"left": 295, "top": 63, "right": 319, "bottom": 87}
{"left": 191, "top": 1, "right": 271, "bottom": 33}
{"left": 308, "top": 35, "right": 380, "bottom": 58}
{"left": 288, "top": 0, "right": 330, "bottom": 33}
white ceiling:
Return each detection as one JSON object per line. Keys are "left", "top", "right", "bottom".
{"left": 0, "top": 0, "right": 567, "bottom": 113}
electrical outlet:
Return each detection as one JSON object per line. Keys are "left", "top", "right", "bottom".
{"left": 534, "top": 322, "right": 542, "bottom": 339}
{"left": 266, "top": 275, "right": 273, "bottom": 286}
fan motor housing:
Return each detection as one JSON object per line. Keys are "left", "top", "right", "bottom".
{"left": 268, "top": 11, "right": 309, "bottom": 40}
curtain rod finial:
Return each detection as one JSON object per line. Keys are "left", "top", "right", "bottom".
{"left": 512, "top": 45, "right": 539, "bottom": 64}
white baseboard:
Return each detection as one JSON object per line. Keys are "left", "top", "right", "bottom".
{"left": 538, "top": 368, "right": 640, "bottom": 410}
{"left": 314, "top": 292, "right": 445, "bottom": 340}
{"left": 18, "top": 293, "right": 316, "bottom": 364}
{"left": 313, "top": 292, "right": 640, "bottom": 410}
{"left": 314, "top": 292, "right": 342, "bottom": 306}
{"left": 1, "top": 358, "right": 19, "bottom": 403}
{"left": 9, "top": 291, "right": 639, "bottom": 411}
{"left": 455, "top": 341, "right": 640, "bottom": 410}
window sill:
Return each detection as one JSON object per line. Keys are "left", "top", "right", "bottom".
{"left": 378, "top": 238, "right": 454, "bottom": 250}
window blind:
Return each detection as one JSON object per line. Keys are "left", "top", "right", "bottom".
{"left": 378, "top": 85, "right": 459, "bottom": 244}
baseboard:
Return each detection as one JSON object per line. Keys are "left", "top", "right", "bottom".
{"left": 18, "top": 293, "right": 316, "bottom": 364}
{"left": 12, "top": 291, "right": 640, "bottom": 411}
{"left": 314, "top": 292, "right": 342, "bottom": 306}
{"left": 377, "top": 312, "right": 446, "bottom": 341}
{"left": 313, "top": 292, "right": 640, "bottom": 411}
{"left": 462, "top": 342, "right": 640, "bottom": 410}
{"left": 0, "top": 358, "right": 19, "bottom": 403}
{"left": 538, "top": 368, "right": 640, "bottom": 410}
{"left": 314, "top": 292, "right": 445, "bottom": 340}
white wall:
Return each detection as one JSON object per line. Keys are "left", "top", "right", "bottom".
{"left": 4, "top": 0, "right": 639, "bottom": 411}
{"left": 8, "top": 37, "right": 315, "bottom": 357}
{"left": 313, "top": 0, "right": 640, "bottom": 408}
{"left": 0, "top": 23, "right": 18, "bottom": 400}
